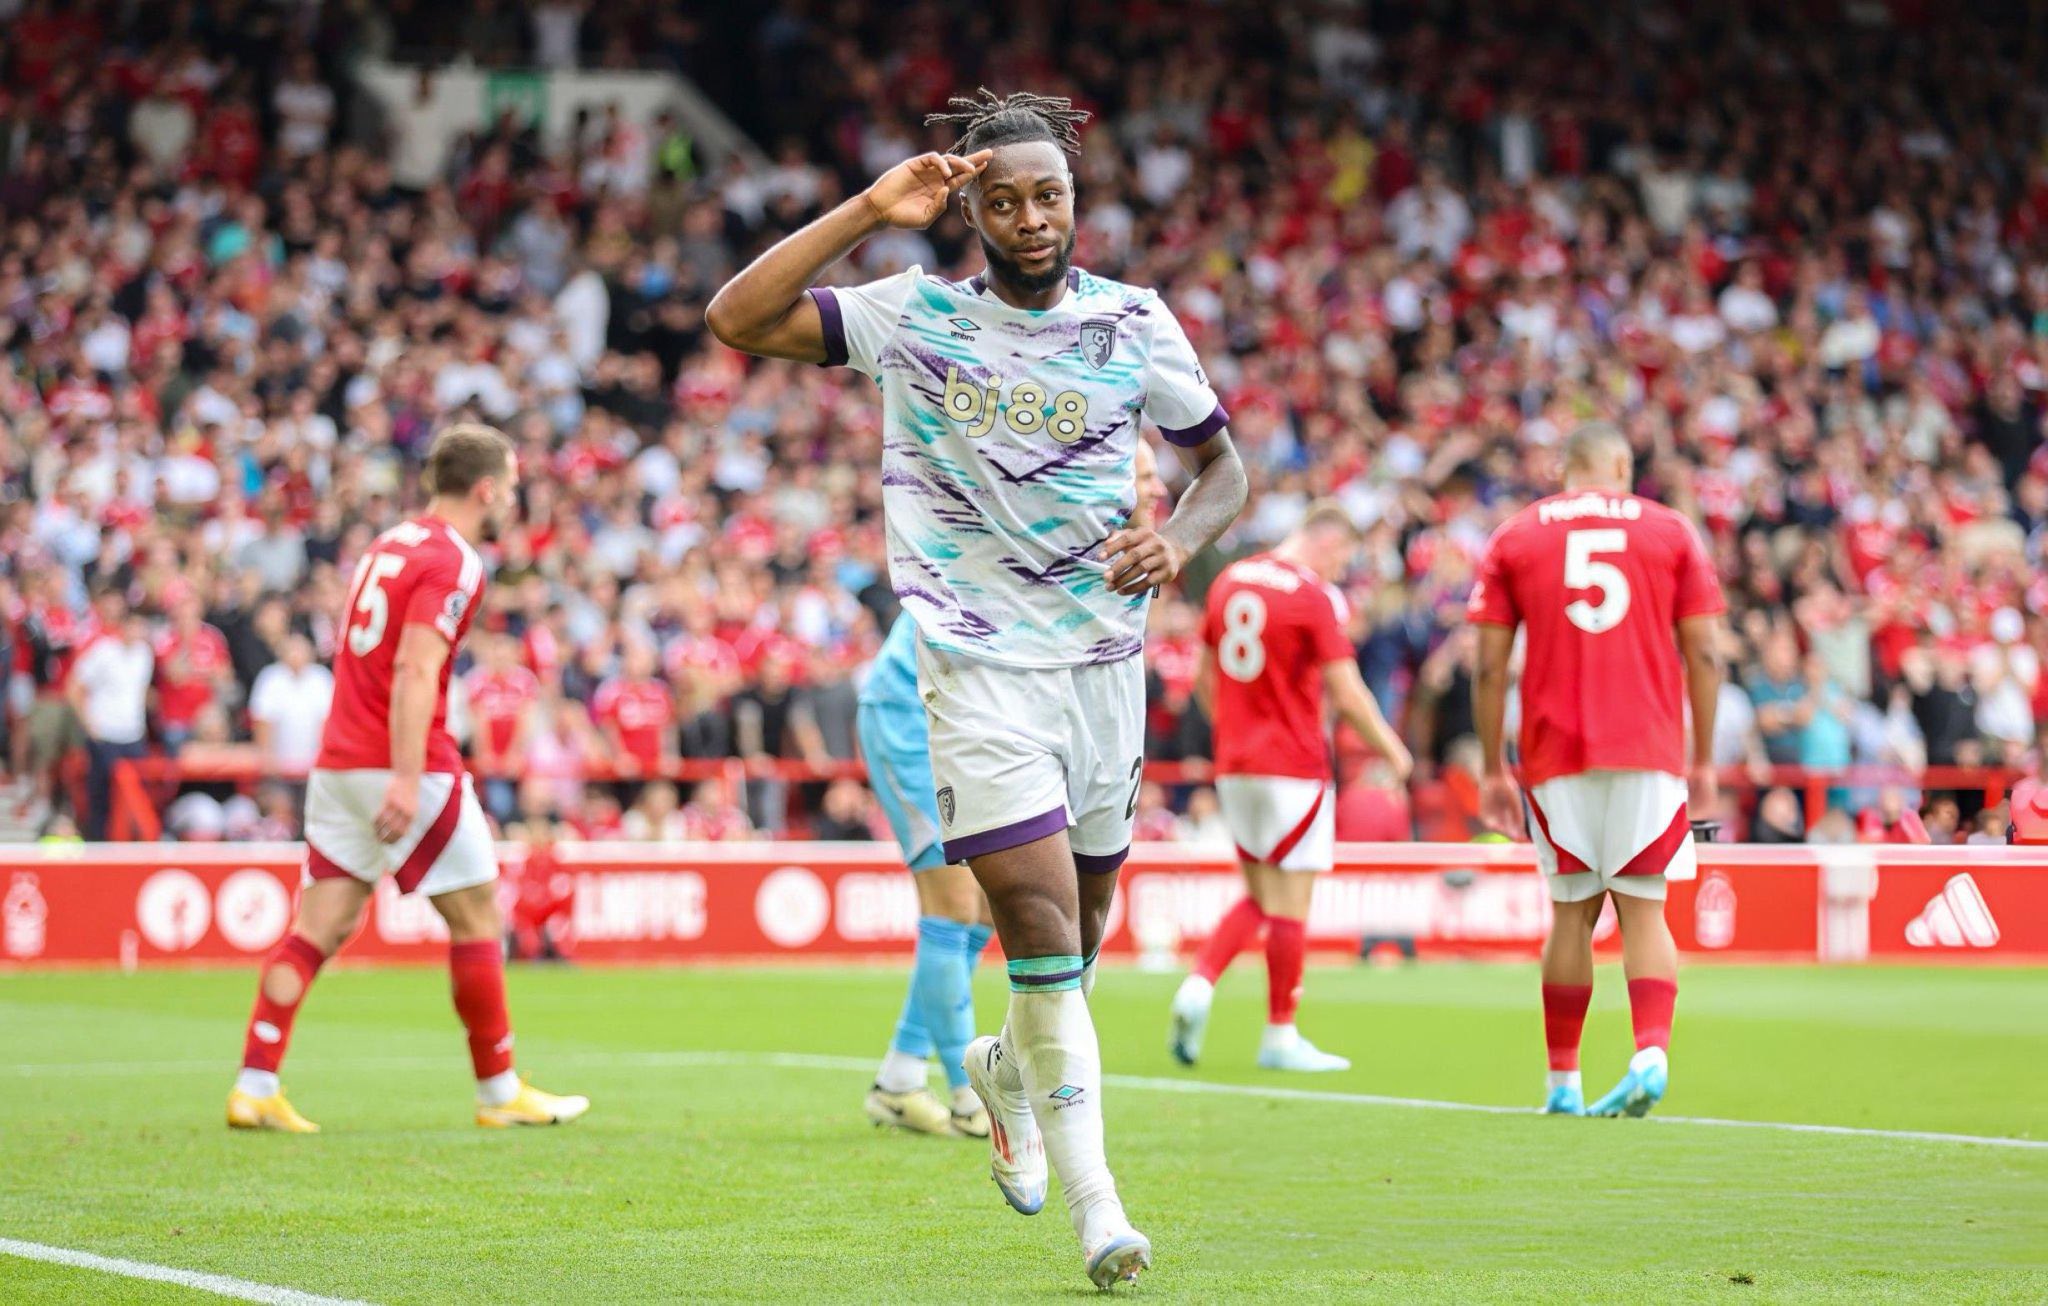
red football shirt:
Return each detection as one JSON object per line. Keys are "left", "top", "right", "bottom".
{"left": 153, "top": 624, "right": 231, "bottom": 729}
{"left": 1467, "top": 491, "right": 1725, "bottom": 787}
{"left": 591, "top": 676, "right": 674, "bottom": 770}
{"left": 316, "top": 517, "right": 485, "bottom": 774}
{"left": 1202, "top": 553, "right": 1355, "bottom": 781}
{"left": 466, "top": 666, "right": 540, "bottom": 758}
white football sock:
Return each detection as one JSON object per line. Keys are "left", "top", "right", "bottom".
{"left": 992, "top": 1022, "right": 1025, "bottom": 1094}
{"left": 876, "top": 1048, "right": 928, "bottom": 1094}
{"left": 951, "top": 1085, "right": 980, "bottom": 1116}
{"left": 235, "top": 1068, "right": 279, "bottom": 1099}
{"left": 1547, "top": 1069, "right": 1582, "bottom": 1091}
{"left": 1630, "top": 1046, "right": 1668, "bottom": 1075}
{"left": 1260, "top": 1022, "right": 1299, "bottom": 1052}
{"left": 476, "top": 1069, "right": 522, "bottom": 1106}
{"left": 1173, "top": 974, "right": 1213, "bottom": 1009}
{"left": 1008, "top": 987, "right": 1123, "bottom": 1239}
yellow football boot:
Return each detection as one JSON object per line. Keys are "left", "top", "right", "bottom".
{"left": 476, "top": 1079, "right": 591, "bottom": 1127}
{"left": 864, "top": 1084, "right": 952, "bottom": 1135}
{"left": 226, "top": 1088, "right": 320, "bottom": 1133}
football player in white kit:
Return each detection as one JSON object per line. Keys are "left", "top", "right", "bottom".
{"left": 708, "top": 88, "right": 1247, "bottom": 1289}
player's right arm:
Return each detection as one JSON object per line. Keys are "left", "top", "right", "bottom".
{"left": 1466, "top": 525, "right": 1523, "bottom": 837}
{"left": 1471, "top": 622, "right": 1523, "bottom": 838}
{"left": 705, "top": 150, "right": 990, "bottom": 362}
{"left": 376, "top": 622, "right": 448, "bottom": 843}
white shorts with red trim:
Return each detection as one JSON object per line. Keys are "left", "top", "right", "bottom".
{"left": 1525, "top": 768, "right": 1694, "bottom": 903}
{"left": 302, "top": 768, "right": 497, "bottom": 897}
{"left": 1214, "top": 775, "right": 1335, "bottom": 872}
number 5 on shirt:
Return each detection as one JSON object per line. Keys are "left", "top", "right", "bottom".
{"left": 1563, "top": 529, "right": 1629, "bottom": 634}
{"left": 346, "top": 555, "right": 408, "bottom": 657}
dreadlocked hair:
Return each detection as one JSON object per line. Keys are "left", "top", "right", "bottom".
{"left": 925, "top": 88, "right": 1091, "bottom": 156}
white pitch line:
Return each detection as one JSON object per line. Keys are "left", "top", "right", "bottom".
{"left": 6, "top": 1050, "right": 2044, "bottom": 1151}
{"left": 0, "top": 1237, "right": 374, "bottom": 1306}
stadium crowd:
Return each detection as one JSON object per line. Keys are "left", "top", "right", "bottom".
{"left": 2, "top": 0, "right": 2044, "bottom": 848}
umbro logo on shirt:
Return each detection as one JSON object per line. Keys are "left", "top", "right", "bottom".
{"left": 947, "top": 317, "right": 981, "bottom": 339}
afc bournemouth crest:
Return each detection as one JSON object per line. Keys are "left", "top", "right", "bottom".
{"left": 1080, "top": 320, "right": 1116, "bottom": 370}
{"left": 937, "top": 786, "right": 956, "bottom": 827}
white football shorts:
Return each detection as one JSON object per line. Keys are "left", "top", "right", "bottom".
{"left": 1525, "top": 768, "right": 1694, "bottom": 903}
{"left": 1214, "top": 775, "right": 1335, "bottom": 872}
{"left": 915, "top": 640, "right": 1145, "bottom": 873}
{"left": 303, "top": 768, "right": 498, "bottom": 897}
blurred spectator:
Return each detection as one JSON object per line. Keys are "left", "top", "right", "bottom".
{"left": 1806, "top": 809, "right": 1858, "bottom": 845}
{"left": 248, "top": 635, "right": 334, "bottom": 775}
{"left": 467, "top": 634, "right": 541, "bottom": 821}
{"left": 1751, "top": 790, "right": 1805, "bottom": 845}
{"left": 621, "top": 780, "right": 690, "bottom": 841}
{"left": 681, "top": 780, "right": 752, "bottom": 841}
{"left": 1174, "top": 786, "right": 1233, "bottom": 848}
{"left": 1747, "top": 633, "right": 1813, "bottom": 766}
{"left": 592, "top": 642, "right": 675, "bottom": 785}
{"left": 1857, "top": 788, "right": 1932, "bottom": 845}
{"left": 508, "top": 818, "right": 576, "bottom": 961}
{"left": 68, "top": 602, "right": 154, "bottom": 839}
{"left": 811, "top": 779, "right": 877, "bottom": 841}
{"left": 1130, "top": 783, "right": 1178, "bottom": 842}
{"left": 153, "top": 595, "right": 236, "bottom": 755}
{"left": 1333, "top": 760, "right": 1412, "bottom": 842}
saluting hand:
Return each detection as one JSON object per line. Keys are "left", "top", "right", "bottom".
{"left": 863, "top": 150, "right": 993, "bottom": 230}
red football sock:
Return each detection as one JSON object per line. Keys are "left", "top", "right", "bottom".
{"left": 1627, "top": 977, "right": 1678, "bottom": 1051}
{"left": 241, "top": 933, "right": 327, "bottom": 1074}
{"left": 450, "top": 939, "right": 515, "bottom": 1080}
{"left": 1194, "top": 897, "right": 1266, "bottom": 984}
{"left": 1264, "top": 916, "right": 1306, "bottom": 1025}
{"left": 1541, "top": 983, "right": 1593, "bottom": 1072}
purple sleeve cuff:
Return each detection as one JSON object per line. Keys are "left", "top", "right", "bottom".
{"left": 1158, "top": 403, "right": 1230, "bottom": 447}
{"left": 807, "top": 287, "right": 848, "bottom": 368}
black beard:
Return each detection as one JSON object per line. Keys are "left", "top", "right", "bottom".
{"left": 980, "top": 228, "right": 1075, "bottom": 297}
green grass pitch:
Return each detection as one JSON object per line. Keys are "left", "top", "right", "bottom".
{"left": 3, "top": 961, "right": 2045, "bottom": 1303}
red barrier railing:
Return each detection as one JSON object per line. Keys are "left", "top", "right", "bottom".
{"left": 100, "top": 754, "right": 2025, "bottom": 844}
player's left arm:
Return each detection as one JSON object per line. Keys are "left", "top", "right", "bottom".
{"left": 1104, "top": 432, "right": 1247, "bottom": 594}
{"left": 1324, "top": 659, "right": 1413, "bottom": 782}
{"left": 376, "top": 622, "right": 450, "bottom": 843}
{"left": 1676, "top": 613, "right": 1725, "bottom": 814}
{"left": 1673, "top": 515, "right": 1729, "bottom": 815}
{"left": 1106, "top": 302, "right": 1247, "bottom": 594}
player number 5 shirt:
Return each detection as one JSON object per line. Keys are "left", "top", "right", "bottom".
{"left": 1466, "top": 491, "right": 1725, "bottom": 787}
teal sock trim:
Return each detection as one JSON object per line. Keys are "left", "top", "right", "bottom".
{"left": 1008, "top": 954, "right": 1084, "bottom": 993}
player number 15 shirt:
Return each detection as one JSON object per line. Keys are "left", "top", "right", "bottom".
{"left": 317, "top": 516, "right": 485, "bottom": 774}
{"left": 1466, "top": 491, "right": 1725, "bottom": 787}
